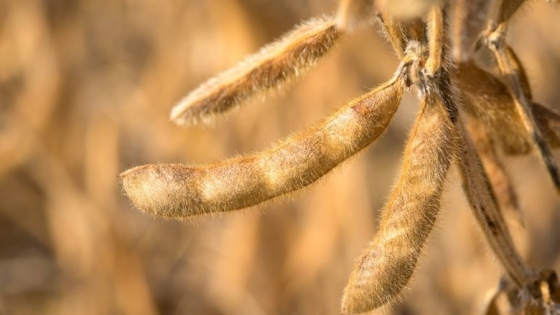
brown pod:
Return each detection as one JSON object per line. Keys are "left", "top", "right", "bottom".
{"left": 456, "top": 62, "right": 560, "bottom": 154}
{"left": 455, "top": 61, "right": 533, "bottom": 154}
{"left": 170, "top": 16, "right": 342, "bottom": 126}
{"left": 121, "top": 74, "right": 404, "bottom": 218}
{"left": 466, "top": 117, "right": 524, "bottom": 225}
{"left": 455, "top": 119, "right": 535, "bottom": 287}
{"left": 341, "top": 90, "right": 455, "bottom": 313}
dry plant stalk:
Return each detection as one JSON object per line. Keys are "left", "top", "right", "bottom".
{"left": 505, "top": 45, "right": 533, "bottom": 100}
{"left": 121, "top": 0, "right": 560, "bottom": 313}
{"left": 484, "top": 22, "right": 560, "bottom": 192}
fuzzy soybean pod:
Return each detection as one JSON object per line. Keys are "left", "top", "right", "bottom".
{"left": 455, "top": 61, "right": 560, "bottom": 155}
{"left": 341, "top": 90, "right": 455, "bottom": 314}
{"left": 121, "top": 72, "right": 405, "bottom": 218}
{"left": 171, "top": 16, "right": 343, "bottom": 126}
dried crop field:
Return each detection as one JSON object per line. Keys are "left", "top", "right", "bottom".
{"left": 1, "top": 0, "right": 560, "bottom": 314}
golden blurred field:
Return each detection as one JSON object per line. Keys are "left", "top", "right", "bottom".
{"left": 1, "top": 0, "right": 560, "bottom": 314}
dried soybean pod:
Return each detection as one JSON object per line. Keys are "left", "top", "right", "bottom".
{"left": 466, "top": 117, "right": 524, "bottom": 226}
{"left": 121, "top": 70, "right": 405, "bottom": 218}
{"left": 456, "top": 62, "right": 530, "bottom": 154}
{"left": 451, "top": 0, "right": 491, "bottom": 61}
{"left": 336, "top": 0, "right": 376, "bottom": 32}
{"left": 455, "top": 114, "right": 535, "bottom": 287}
{"left": 341, "top": 90, "right": 455, "bottom": 314}
{"left": 170, "top": 16, "right": 343, "bottom": 126}
{"left": 425, "top": 5, "right": 445, "bottom": 76}
{"left": 456, "top": 63, "right": 560, "bottom": 154}
{"left": 455, "top": 61, "right": 525, "bottom": 152}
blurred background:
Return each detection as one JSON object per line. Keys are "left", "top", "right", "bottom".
{"left": 1, "top": 0, "right": 560, "bottom": 314}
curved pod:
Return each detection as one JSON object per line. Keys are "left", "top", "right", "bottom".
{"left": 121, "top": 76, "right": 404, "bottom": 218}
{"left": 342, "top": 91, "right": 455, "bottom": 314}
{"left": 171, "top": 16, "right": 343, "bottom": 125}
